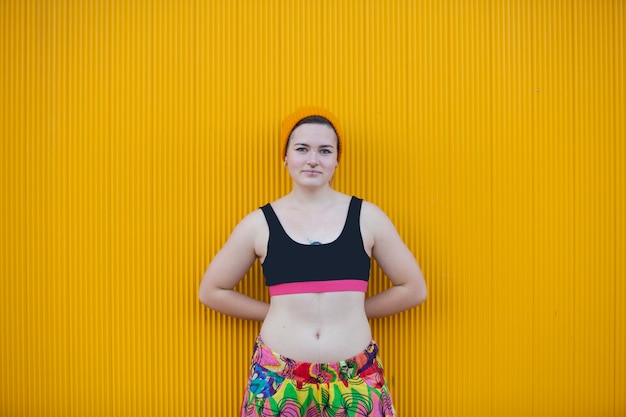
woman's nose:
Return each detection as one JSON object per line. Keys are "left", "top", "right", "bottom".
{"left": 307, "top": 150, "right": 319, "bottom": 165}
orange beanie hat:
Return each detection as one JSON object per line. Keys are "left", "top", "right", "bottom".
{"left": 280, "top": 106, "right": 343, "bottom": 162}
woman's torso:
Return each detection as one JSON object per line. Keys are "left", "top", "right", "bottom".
{"left": 255, "top": 192, "right": 374, "bottom": 363}
{"left": 259, "top": 292, "right": 371, "bottom": 363}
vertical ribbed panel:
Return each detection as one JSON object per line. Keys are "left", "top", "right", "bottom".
{"left": 1, "top": 1, "right": 624, "bottom": 416}
{"left": 616, "top": 4, "right": 626, "bottom": 415}
{"left": 572, "top": 1, "right": 622, "bottom": 415}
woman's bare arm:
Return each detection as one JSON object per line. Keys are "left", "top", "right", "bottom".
{"left": 361, "top": 202, "right": 427, "bottom": 319}
{"left": 198, "top": 210, "right": 270, "bottom": 321}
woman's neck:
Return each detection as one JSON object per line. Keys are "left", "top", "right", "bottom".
{"left": 286, "top": 186, "right": 341, "bottom": 208}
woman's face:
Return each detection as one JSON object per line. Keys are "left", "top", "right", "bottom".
{"left": 284, "top": 123, "right": 339, "bottom": 187}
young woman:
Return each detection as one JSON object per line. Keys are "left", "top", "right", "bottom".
{"left": 199, "top": 106, "right": 427, "bottom": 416}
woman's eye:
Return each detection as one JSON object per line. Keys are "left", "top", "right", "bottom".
{"left": 295, "top": 147, "right": 307, "bottom": 152}
{"left": 320, "top": 149, "right": 332, "bottom": 155}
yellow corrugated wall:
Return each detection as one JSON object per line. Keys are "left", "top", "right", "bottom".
{"left": 1, "top": 0, "right": 624, "bottom": 415}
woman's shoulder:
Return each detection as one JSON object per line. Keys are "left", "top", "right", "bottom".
{"left": 358, "top": 198, "right": 388, "bottom": 220}
{"left": 247, "top": 206, "right": 268, "bottom": 221}
{"left": 232, "top": 207, "right": 268, "bottom": 235}
{"left": 358, "top": 199, "right": 400, "bottom": 237}
{"left": 227, "top": 208, "right": 270, "bottom": 257}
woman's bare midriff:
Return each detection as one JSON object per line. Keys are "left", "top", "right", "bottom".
{"left": 259, "top": 291, "right": 372, "bottom": 363}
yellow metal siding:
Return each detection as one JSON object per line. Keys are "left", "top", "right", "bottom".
{"left": 0, "top": 1, "right": 624, "bottom": 415}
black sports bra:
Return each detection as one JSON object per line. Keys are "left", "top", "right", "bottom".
{"left": 260, "top": 196, "right": 371, "bottom": 296}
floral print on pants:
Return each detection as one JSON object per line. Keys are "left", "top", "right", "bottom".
{"left": 241, "top": 336, "right": 396, "bottom": 417}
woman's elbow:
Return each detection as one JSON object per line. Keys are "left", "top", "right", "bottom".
{"left": 198, "top": 286, "right": 211, "bottom": 308}
{"left": 397, "top": 281, "right": 427, "bottom": 310}
{"left": 198, "top": 279, "right": 218, "bottom": 309}
{"left": 414, "top": 287, "right": 427, "bottom": 306}
{"left": 410, "top": 281, "right": 427, "bottom": 308}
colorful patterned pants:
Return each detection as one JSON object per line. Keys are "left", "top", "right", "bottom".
{"left": 240, "top": 336, "right": 396, "bottom": 417}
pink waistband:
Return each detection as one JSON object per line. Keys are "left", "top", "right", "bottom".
{"left": 268, "top": 279, "right": 368, "bottom": 296}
